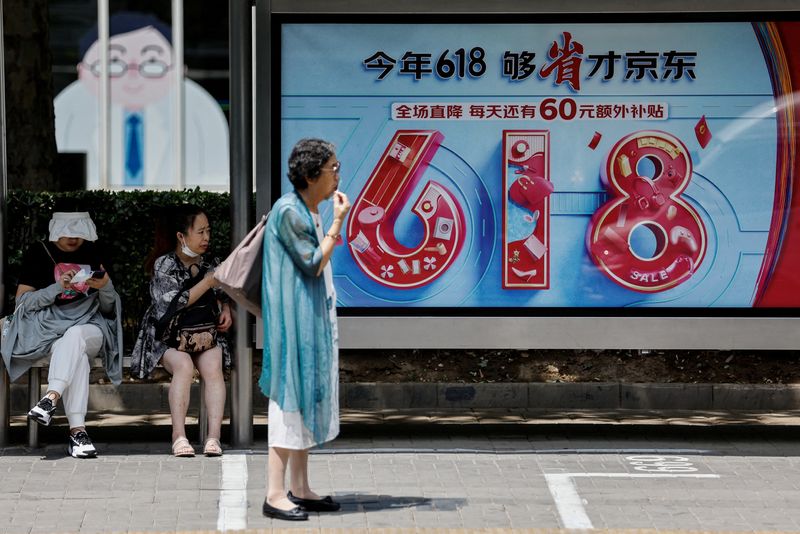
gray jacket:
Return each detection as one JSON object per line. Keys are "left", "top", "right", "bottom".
{"left": 0, "top": 281, "right": 123, "bottom": 384}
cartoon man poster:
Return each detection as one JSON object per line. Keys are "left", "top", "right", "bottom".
{"left": 54, "top": 11, "right": 229, "bottom": 190}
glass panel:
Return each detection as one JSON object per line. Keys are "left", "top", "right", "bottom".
{"left": 49, "top": 1, "right": 230, "bottom": 191}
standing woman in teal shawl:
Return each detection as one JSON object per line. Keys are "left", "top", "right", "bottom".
{"left": 260, "top": 138, "right": 351, "bottom": 521}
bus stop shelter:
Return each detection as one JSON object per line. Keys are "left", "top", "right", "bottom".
{"left": 3, "top": 0, "right": 800, "bottom": 447}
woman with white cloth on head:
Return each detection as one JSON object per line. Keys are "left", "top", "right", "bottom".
{"left": 0, "top": 212, "right": 123, "bottom": 458}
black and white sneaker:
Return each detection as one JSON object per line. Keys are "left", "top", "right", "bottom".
{"left": 67, "top": 430, "right": 97, "bottom": 458}
{"left": 27, "top": 395, "right": 57, "bottom": 426}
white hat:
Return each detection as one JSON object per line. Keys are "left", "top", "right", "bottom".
{"left": 48, "top": 212, "right": 98, "bottom": 242}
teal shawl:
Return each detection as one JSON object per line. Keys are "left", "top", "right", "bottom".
{"left": 259, "top": 191, "right": 335, "bottom": 445}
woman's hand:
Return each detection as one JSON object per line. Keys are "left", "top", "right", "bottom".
{"left": 325, "top": 191, "right": 351, "bottom": 241}
{"left": 85, "top": 270, "right": 110, "bottom": 290}
{"left": 186, "top": 270, "right": 220, "bottom": 308}
{"left": 190, "top": 268, "right": 219, "bottom": 292}
{"left": 58, "top": 269, "right": 78, "bottom": 290}
{"left": 204, "top": 270, "right": 220, "bottom": 289}
{"left": 217, "top": 303, "right": 233, "bottom": 333}
{"left": 332, "top": 191, "right": 351, "bottom": 222}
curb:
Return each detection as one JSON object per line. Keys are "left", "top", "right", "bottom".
{"left": 344, "top": 382, "right": 800, "bottom": 411}
{"left": 11, "top": 381, "right": 800, "bottom": 413}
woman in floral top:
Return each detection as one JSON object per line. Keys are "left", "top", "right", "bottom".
{"left": 131, "top": 204, "right": 231, "bottom": 457}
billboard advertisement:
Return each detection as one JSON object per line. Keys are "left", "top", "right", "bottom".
{"left": 278, "top": 19, "right": 800, "bottom": 310}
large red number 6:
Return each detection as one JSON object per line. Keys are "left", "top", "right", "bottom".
{"left": 347, "top": 130, "right": 465, "bottom": 288}
{"left": 586, "top": 130, "right": 706, "bottom": 292}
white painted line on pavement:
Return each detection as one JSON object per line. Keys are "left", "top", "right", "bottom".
{"left": 545, "top": 474, "right": 593, "bottom": 529}
{"left": 217, "top": 453, "right": 249, "bottom": 532}
{"left": 568, "top": 473, "right": 719, "bottom": 478}
{"left": 545, "top": 472, "right": 721, "bottom": 529}
{"left": 307, "top": 447, "right": 715, "bottom": 455}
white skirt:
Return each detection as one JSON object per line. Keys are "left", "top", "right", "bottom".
{"left": 268, "top": 307, "right": 339, "bottom": 450}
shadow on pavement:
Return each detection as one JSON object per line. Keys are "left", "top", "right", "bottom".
{"left": 333, "top": 494, "right": 466, "bottom": 514}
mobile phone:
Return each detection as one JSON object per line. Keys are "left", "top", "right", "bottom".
{"left": 91, "top": 270, "right": 106, "bottom": 279}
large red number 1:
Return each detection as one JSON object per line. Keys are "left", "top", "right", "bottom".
{"left": 587, "top": 130, "right": 707, "bottom": 292}
{"left": 503, "top": 131, "right": 554, "bottom": 289}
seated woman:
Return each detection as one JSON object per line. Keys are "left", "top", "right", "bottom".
{"left": 131, "top": 204, "right": 232, "bottom": 457}
{"left": 0, "top": 211, "right": 123, "bottom": 458}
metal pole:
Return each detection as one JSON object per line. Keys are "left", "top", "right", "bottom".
{"left": 172, "top": 0, "right": 185, "bottom": 189}
{"left": 27, "top": 369, "right": 40, "bottom": 448}
{"left": 252, "top": 0, "right": 271, "bottom": 427}
{"left": 98, "top": 0, "right": 109, "bottom": 189}
{"left": 198, "top": 379, "right": 207, "bottom": 443}
{"left": 0, "top": 0, "right": 9, "bottom": 446}
{"left": 229, "top": 0, "right": 254, "bottom": 447}
{"left": 254, "top": 0, "right": 272, "bottom": 218}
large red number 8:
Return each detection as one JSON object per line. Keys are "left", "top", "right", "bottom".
{"left": 586, "top": 130, "right": 706, "bottom": 292}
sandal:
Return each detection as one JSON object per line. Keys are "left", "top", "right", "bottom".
{"left": 203, "top": 437, "right": 223, "bottom": 457}
{"left": 171, "top": 437, "right": 195, "bottom": 457}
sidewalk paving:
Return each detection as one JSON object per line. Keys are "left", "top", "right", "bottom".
{"left": 2, "top": 409, "right": 800, "bottom": 533}
{"left": 0, "top": 410, "right": 800, "bottom": 534}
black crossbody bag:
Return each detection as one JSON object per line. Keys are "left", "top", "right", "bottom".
{"left": 155, "top": 263, "right": 219, "bottom": 353}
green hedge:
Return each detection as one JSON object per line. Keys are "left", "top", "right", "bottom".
{"left": 5, "top": 189, "right": 235, "bottom": 347}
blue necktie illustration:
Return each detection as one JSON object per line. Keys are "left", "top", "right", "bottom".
{"left": 125, "top": 114, "right": 143, "bottom": 185}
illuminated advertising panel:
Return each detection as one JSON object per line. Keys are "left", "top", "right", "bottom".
{"left": 278, "top": 19, "right": 800, "bottom": 309}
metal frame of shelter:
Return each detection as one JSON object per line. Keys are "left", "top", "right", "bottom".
{"left": 255, "top": 4, "right": 800, "bottom": 331}
{"left": 0, "top": 0, "right": 9, "bottom": 446}
{"left": 250, "top": 0, "right": 800, "bottom": 444}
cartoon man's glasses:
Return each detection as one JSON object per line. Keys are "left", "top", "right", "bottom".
{"left": 87, "top": 58, "right": 172, "bottom": 78}
{"left": 321, "top": 162, "right": 341, "bottom": 174}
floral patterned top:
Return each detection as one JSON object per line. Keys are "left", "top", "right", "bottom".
{"left": 130, "top": 252, "right": 230, "bottom": 378}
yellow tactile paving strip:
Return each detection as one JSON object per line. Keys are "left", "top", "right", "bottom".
{"left": 105, "top": 529, "right": 798, "bottom": 534}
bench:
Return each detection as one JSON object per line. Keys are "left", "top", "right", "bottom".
{"left": 1, "top": 356, "right": 208, "bottom": 448}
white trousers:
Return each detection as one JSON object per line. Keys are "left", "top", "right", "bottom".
{"left": 46, "top": 324, "right": 103, "bottom": 428}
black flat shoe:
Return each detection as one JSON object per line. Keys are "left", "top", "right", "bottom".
{"left": 287, "top": 490, "right": 341, "bottom": 512}
{"left": 262, "top": 499, "right": 308, "bottom": 521}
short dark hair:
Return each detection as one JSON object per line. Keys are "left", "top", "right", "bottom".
{"left": 145, "top": 204, "right": 208, "bottom": 274}
{"left": 287, "top": 138, "right": 335, "bottom": 191}
{"left": 79, "top": 11, "right": 173, "bottom": 59}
